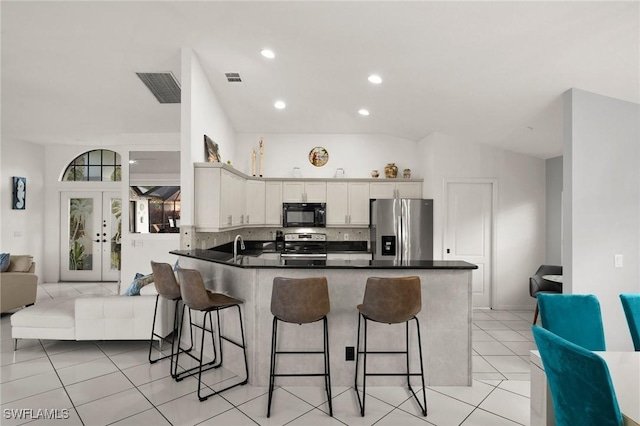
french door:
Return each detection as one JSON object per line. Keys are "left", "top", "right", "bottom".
{"left": 60, "top": 191, "right": 121, "bottom": 281}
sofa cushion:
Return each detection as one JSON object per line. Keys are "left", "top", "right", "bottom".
{"left": 7, "top": 255, "right": 33, "bottom": 272}
{"left": 11, "top": 297, "right": 76, "bottom": 329}
{"left": 0, "top": 253, "right": 10, "bottom": 272}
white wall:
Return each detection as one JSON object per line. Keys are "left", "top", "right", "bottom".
{"left": 563, "top": 89, "right": 640, "bottom": 350}
{"left": 418, "top": 132, "right": 546, "bottom": 310}
{"left": 234, "top": 133, "right": 418, "bottom": 179}
{"left": 181, "top": 49, "right": 236, "bottom": 227}
{"left": 545, "top": 156, "right": 563, "bottom": 265}
{"left": 0, "top": 139, "right": 46, "bottom": 279}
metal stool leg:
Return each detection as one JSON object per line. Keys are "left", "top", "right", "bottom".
{"left": 267, "top": 316, "right": 278, "bottom": 418}
{"left": 323, "top": 316, "right": 333, "bottom": 416}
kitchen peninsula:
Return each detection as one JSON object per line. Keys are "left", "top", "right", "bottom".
{"left": 171, "top": 244, "right": 477, "bottom": 387}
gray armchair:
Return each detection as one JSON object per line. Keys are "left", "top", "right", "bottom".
{"left": 529, "top": 264, "right": 562, "bottom": 324}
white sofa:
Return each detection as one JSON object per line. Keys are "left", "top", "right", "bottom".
{"left": 10, "top": 286, "right": 175, "bottom": 345}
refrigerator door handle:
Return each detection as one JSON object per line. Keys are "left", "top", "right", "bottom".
{"left": 397, "top": 215, "right": 403, "bottom": 262}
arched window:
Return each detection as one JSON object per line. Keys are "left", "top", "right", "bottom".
{"left": 62, "top": 149, "right": 121, "bottom": 182}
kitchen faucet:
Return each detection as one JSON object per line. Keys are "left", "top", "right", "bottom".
{"left": 234, "top": 235, "right": 245, "bottom": 262}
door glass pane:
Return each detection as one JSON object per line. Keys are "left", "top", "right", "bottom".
{"left": 68, "top": 198, "right": 94, "bottom": 271}
{"left": 109, "top": 197, "right": 122, "bottom": 271}
{"left": 103, "top": 152, "right": 115, "bottom": 165}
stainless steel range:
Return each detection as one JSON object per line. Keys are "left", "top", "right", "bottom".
{"left": 280, "top": 233, "right": 327, "bottom": 265}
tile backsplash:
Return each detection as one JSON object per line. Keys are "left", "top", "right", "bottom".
{"left": 183, "top": 227, "right": 370, "bottom": 250}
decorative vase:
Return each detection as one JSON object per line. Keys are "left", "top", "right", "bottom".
{"left": 403, "top": 168, "right": 411, "bottom": 179}
{"left": 384, "top": 163, "right": 398, "bottom": 179}
{"left": 371, "top": 170, "right": 379, "bottom": 178}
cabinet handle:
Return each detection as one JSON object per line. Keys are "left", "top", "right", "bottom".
{"left": 345, "top": 214, "right": 349, "bottom": 224}
{"left": 246, "top": 215, "right": 249, "bottom": 224}
{"left": 228, "top": 215, "right": 232, "bottom": 225}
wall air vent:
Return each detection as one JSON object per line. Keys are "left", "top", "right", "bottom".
{"left": 136, "top": 72, "right": 181, "bottom": 104}
{"left": 225, "top": 72, "right": 242, "bottom": 82}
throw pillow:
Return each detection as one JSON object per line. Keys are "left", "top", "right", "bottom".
{"left": 7, "top": 255, "right": 33, "bottom": 272}
{"left": 124, "top": 273, "right": 154, "bottom": 296}
{"left": 0, "top": 253, "right": 10, "bottom": 272}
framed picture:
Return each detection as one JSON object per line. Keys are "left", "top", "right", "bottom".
{"left": 204, "top": 135, "right": 221, "bottom": 163}
{"left": 12, "top": 176, "right": 26, "bottom": 210}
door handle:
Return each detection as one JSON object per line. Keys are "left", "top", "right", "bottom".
{"left": 102, "top": 239, "right": 107, "bottom": 243}
{"left": 94, "top": 239, "right": 100, "bottom": 243}
{"left": 447, "top": 249, "right": 450, "bottom": 254}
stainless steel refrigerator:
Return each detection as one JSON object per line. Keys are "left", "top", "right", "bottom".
{"left": 370, "top": 199, "right": 433, "bottom": 261}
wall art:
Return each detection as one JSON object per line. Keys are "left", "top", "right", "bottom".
{"left": 12, "top": 176, "right": 26, "bottom": 210}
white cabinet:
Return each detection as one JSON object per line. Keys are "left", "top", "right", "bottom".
{"left": 282, "top": 181, "right": 326, "bottom": 202}
{"left": 265, "top": 181, "right": 283, "bottom": 226}
{"left": 245, "top": 180, "right": 265, "bottom": 226}
{"left": 370, "top": 181, "right": 422, "bottom": 199}
{"left": 327, "top": 253, "right": 372, "bottom": 261}
{"left": 194, "top": 167, "right": 246, "bottom": 231}
{"left": 326, "top": 182, "right": 370, "bottom": 226}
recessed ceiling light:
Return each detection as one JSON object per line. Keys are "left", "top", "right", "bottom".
{"left": 261, "top": 49, "right": 275, "bottom": 59}
{"left": 368, "top": 74, "right": 382, "bottom": 84}
{"left": 358, "top": 109, "right": 370, "bottom": 116}
{"left": 274, "top": 100, "right": 286, "bottom": 110}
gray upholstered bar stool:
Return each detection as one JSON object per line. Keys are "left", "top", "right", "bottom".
{"left": 175, "top": 267, "right": 248, "bottom": 402}
{"left": 354, "top": 276, "right": 427, "bottom": 417}
{"left": 268, "top": 277, "right": 332, "bottom": 418}
{"left": 148, "top": 261, "right": 193, "bottom": 379}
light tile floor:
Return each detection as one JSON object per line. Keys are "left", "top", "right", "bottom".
{"left": 1, "top": 283, "right": 535, "bottom": 425}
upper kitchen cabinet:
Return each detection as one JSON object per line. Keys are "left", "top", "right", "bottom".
{"left": 194, "top": 165, "right": 246, "bottom": 231}
{"left": 370, "top": 181, "right": 422, "bottom": 199}
{"left": 326, "top": 181, "right": 370, "bottom": 226}
{"left": 282, "top": 181, "right": 327, "bottom": 202}
{"left": 265, "top": 181, "right": 283, "bottom": 226}
{"left": 245, "top": 180, "right": 265, "bottom": 226}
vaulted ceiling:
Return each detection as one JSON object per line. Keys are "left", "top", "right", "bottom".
{"left": 2, "top": 1, "right": 638, "bottom": 159}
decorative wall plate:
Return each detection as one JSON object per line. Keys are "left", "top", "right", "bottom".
{"left": 309, "top": 146, "right": 329, "bottom": 167}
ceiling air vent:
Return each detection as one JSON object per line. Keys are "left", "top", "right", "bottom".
{"left": 225, "top": 72, "right": 242, "bottom": 83}
{"left": 136, "top": 72, "right": 181, "bottom": 104}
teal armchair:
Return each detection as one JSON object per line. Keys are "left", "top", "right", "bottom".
{"left": 537, "top": 293, "right": 606, "bottom": 351}
{"left": 532, "top": 326, "right": 623, "bottom": 426}
{"left": 619, "top": 293, "right": 640, "bottom": 351}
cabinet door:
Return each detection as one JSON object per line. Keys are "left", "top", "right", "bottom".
{"left": 245, "top": 180, "right": 265, "bottom": 225}
{"left": 326, "top": 182, "right": 348, "bottom": 225}
{"left": 348, "top": 182, "right": 370, "bottom": 225}
{"left": 282, "top": 181, "right": 305, "bottom": 202}
{"left": 220, "top": 170, "right": 234, "bottom": 227}
{"left": 194, "top": 167, "right": 222, "bottom": 229}
{"left": 233, "top": 175, "right": 246, "bottom": 226}
{"left": 396, "top": 182, "right": 422, "bottom": 198}
{"left": 349, "top": 253, "right": 372, "bottom": 261}
{"left": 304, "top": 182, "right": 327, "bottom": 202}
{"left": 265, "top": 181, "right": 283, "bottom": 225}
{"left": 369, "top": 182, "right": 396, "bottom": 199}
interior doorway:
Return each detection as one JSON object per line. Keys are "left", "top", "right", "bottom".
{"left": 60, "top": 191, "right": 121, "bottom": 281}
{"left": 443, "top": 180, "right": 496, "bottom": 308}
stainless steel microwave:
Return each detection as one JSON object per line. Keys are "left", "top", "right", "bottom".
{"left": 282, "top": 203, "right": 326, "bottom": 227}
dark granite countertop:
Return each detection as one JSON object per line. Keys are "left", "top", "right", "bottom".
{"left": 171, "top": 247, "right": 477, "bottom": 270}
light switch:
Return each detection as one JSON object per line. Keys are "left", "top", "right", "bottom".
{"left": 614, "top": 254, "right": 623, "bottom": 268}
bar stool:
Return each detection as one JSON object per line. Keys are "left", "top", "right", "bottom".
{"left": 175, "top": 267, "right": 248, "bottom": 401}
{"left": 354, "top": 276, "right": 427, "bottom": 417}
{"left": 268, "top": 277, "right": 332, "bottom": 418}
{"left": 148, "top": 261, "right": 193, "bottom": 379}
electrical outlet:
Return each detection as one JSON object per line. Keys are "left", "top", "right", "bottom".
{"left": 344, "top": 233, "right": 349, "bottom": 241}
{"left": 615, "top": 254, "right": 623, "bottom": 268}
{"left": 345, "top": 346, "right": 355, "bottom": 361}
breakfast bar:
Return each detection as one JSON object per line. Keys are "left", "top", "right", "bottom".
{"left": 171, "top": 246, "right": 477, "bottom": 388}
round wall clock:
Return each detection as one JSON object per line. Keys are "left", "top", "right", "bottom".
{"left": 309, "top": 146, "right": 329, "bottom": 167}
